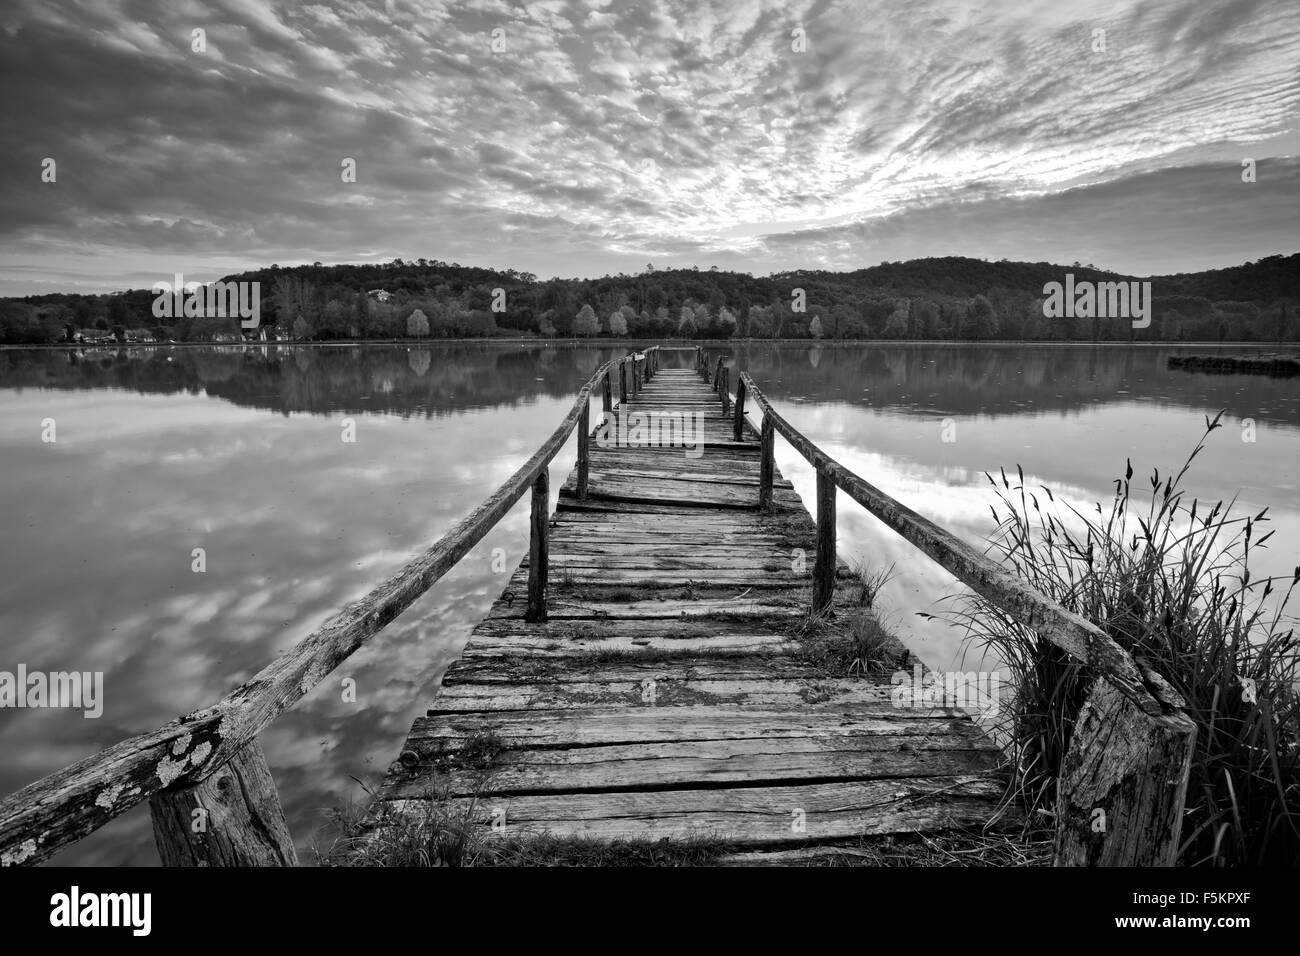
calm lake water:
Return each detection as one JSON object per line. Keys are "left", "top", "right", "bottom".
{"left": 1, "top": 342, "right": 1297, "bottom": 865}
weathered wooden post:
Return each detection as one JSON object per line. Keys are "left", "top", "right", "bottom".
{"left": 759, "top": 416, "right": 774, "bottom": 510}
{"left": 603, "top": 369, "right": 612, "bottom": 413}
{"left": 733, "top": 376, "right": 747, "bottom": 441}
{"left": 619, "top": 361, "right": 628, "bottom": 405}
{"left": 812, "top": 466, "right": 836, "bottom": 613}
{"left": 720, "top": 367, "right": 730, "bottom": 415}
{"left": 526, "top": 468, "right": 550, "bottom": 623}
{"left": 1054, "top": 672, "right": 1196, "bottom": 866}
{"left": 577, "top": 401, "right": 590, "bottom": 500}
{"left": 714, "top": 356, "right": 725, "bottom": 389}
{"left": 149, "top": 739, "right": 297, "bottom": 866}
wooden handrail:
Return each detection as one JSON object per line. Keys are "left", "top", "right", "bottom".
{"left": 700, "top": 354, "right": 1195, "bottom": 867}
{"left": 733, "top": 367, "right": 1158, "bottom": 711}
{"left": 0, "top": 346, "right": 666, "bottom": 867}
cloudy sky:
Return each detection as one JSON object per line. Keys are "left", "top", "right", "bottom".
{"left": 1, "top": 0, "right": 1297, "bottom": 295}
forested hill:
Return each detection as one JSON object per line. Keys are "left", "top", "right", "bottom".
{"left": 4, "top": 252, "right": 1297, "bottom": 345}
{"left": 214, "top": 253, "right": 1299, "bottom": 306}
{"left": 772, "top": 253, "right": 1300, "bottom": 301}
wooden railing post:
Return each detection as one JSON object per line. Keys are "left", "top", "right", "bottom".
{"left": 720, "top": 367, "right": 730, "bottom": 415}
{"left": 603, "top": 369, "right": 612, "bottom": 413}
{"left": 713, "top": 356, "right": 724, "bottom": 389}
{"left": 734, "top": 376, "right": 747, "bottom": 441}
{"left": 577, "top": 401, "right": 590, "bottom": 500}
{"left": 149, "top": 738, "right": 297, "bottom": 866}
{"left": 526, "top": 468, "right": 550, "bottom": 623}
{"left": 812, "top": 466, "right": 836, "bottom": 613}
{"left": 619, "top": 362, "right": 628, "bottom": 405}
{"left": 1054, "top": 673, "right": 1196, "bottom": 866}
{"left": 759, "top": 416, "right": 774, "bottom": 510}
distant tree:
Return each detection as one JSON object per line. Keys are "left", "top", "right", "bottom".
{"left": 292, "top": 315, "right": 312, "bottom": 340}
{"left": 464, "top": 310, "right": 497, "bottom": 337}
{"left": 693, "top": 302, "right": 713, "bottom": 336}
{"left": 107, "top": 295, "right": 131, "bottom": 329}
{"left": 828, "top": 303, "right": 854, "bottom": 339}
{"left": 538, "top": 310, "right": 557, "bottom": 337}
{"left": 608, "top": 309, "right": 628, "bottom": 335}
{"left": 678, "top": 305, "right": 698, "bottom": 337}
{"left": 652, "top": 306, "right": 670, "bottom": 334}
{"left": 913, "top": 300, "right": 940, "bottom": 339}
{"left": 717, "top": 306, "right": 738, "bottom": 337}
{"left": 407, "top": 308, "right": 430, "bottom": 337}
{"left": 809, "top": 314, "right": 823, "bottom": 339}
{"left": 323, "top": 299, "right": 346, "bottom": 329}
{"left": 771, "top": 300, "right": 793, "bottom": 338}
{"left": 882, "top": 299, "right": 909, "bottom": 338}
{"left": 969, "top": 295, "right": 997, "bottom": 340}
{"left": 573, "top": 304, "right": 599, "bottom": 337}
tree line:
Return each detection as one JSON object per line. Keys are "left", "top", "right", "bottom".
{"left": 3, "top": 253, "right": 1296, "bottom": 345}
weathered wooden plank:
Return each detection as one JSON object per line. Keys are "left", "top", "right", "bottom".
{"left": 464, "top": 615, "right": 808, "bottom": 643}
{"left": 446, "top": 652, "right": 826, "bottom": 681}
{"left": 546, "top": 541, "right": 806, "bottom": 556}
{"left": 386, "top": 776, "right": 1005, "bottom": 844}
{"left": 428, "top": 677, "right": 969, "bottom": 715}
{"left": 385, "top": 738, "right": 1001, "bottom": 799}
{"left": 574, "top": 469, "right": 791, "bottom": 489}
{"left": 488, "top": 595, "right": 807, "bottom": 620}
{"left": 410, "top": 708, "right": 983, "bottom": 748}
{"left": 565, "top": 477, "right": 799, "bottom": 508}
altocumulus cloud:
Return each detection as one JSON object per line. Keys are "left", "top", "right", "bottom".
{"left": 0, "top": 0, "right": 1297, "bottom": 294}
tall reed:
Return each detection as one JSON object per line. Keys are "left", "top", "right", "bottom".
{"left": 946, "top": 412, "right": 1300, "bottom": 865}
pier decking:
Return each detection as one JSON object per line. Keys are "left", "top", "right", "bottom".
{"left": 371, "top": 363, "right": 1005, "bottom": 855}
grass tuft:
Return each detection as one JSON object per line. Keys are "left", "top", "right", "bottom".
{"left": 942, "top": 411, "right": 1300, "bottom": 866}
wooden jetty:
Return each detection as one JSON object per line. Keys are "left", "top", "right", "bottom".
{"left": 373, "top": 360, "right": 1005, "bottom": 855}
{"left": 0, "top": 346, "right": 1194, "bottom": 868}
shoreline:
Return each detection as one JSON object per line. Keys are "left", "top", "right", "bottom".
{"left": 1, "top": 338, "right": 1291, "bottom": 351}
